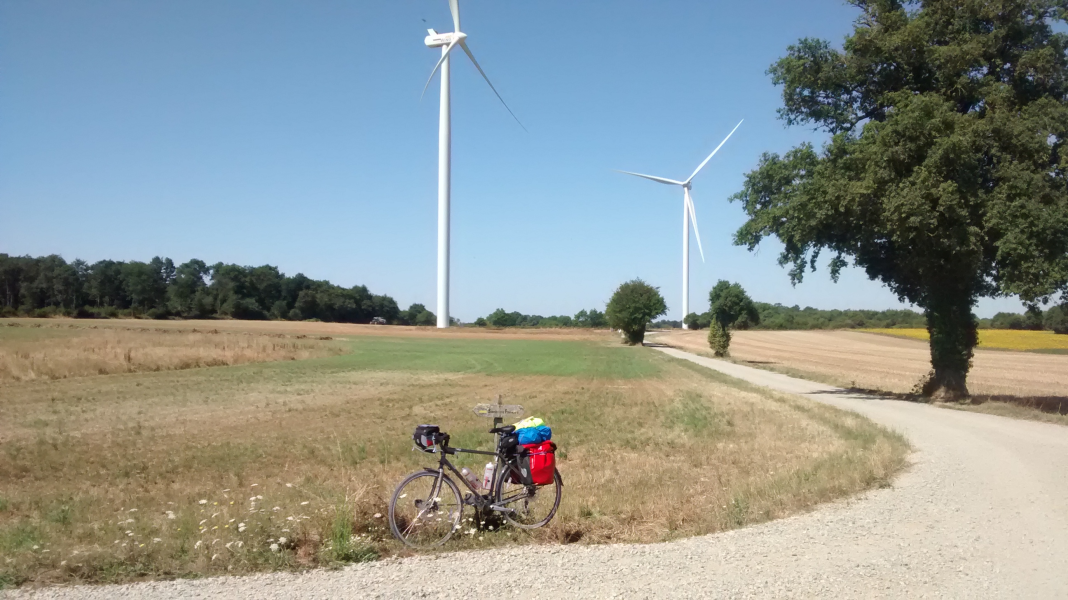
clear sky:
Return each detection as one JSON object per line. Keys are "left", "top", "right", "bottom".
{"left": 0, "top": 0, "right": 1028, "bottom": 321}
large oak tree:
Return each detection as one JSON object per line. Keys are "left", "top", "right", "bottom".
{"left": 732, "top": 0, "right": 1068, "bottom": 398}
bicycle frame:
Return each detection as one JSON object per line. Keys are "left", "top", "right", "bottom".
{"left": 421, "top": 442, "right": 526, "bottom": 513}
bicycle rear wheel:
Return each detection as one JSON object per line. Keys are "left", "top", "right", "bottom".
{"left": 494, "top": 464, "right": 561, "bottom": 529}
{"left": 388, "top": 470, "right": 463, "bottom": 548}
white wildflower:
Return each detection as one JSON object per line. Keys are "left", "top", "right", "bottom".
{"left": 300, "top": 501, "right": 309, "bottom": 506}
{"left": 278, "top": 537, "right": 288, "bottom": 545}
{"left": 237, "top": 523, "right": 247, "bottom": 533}
{"left": 285, "top": 483, "right": 292, "bottom": 488}
{"left": 152, "top": 538, "right": 161, "bottom": 543}
{"left": 273, "top": 507, "right": 280, "bottom": 511}
{"left": 165, "top": 511, "right": 176, "bottom": 520}
{"left": 198, "top": 499, "right": 208, "bottom": 505}
{"left": 373, "top": 513, "right": 382, "bottom": 519}
{"left": 269, "top": 543, "right": 279, "bottom": 552}
{"left": 194, "top": 540, "right": 202, "bottom": 549}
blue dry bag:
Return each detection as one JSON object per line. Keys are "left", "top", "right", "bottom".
{"left": 517, "top": 424, "right": 551, "bottom": 445}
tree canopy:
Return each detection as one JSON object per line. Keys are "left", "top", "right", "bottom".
{"left": 475, "top": 307, "right": 607, "bottom": 329}
{"left": 0, "top": 253, "right": 401, "bottom": 325}
{"left": 731, "top": 0, "right": 1068, "bottom": 398}
{"left": 606, "top": 279, "right": 667, "bottom": 345}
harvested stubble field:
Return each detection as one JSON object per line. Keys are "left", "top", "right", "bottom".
{"left": 0, "top": 319, "right": 907, "bottom": 588}
{"left": 0, "top": 322, "right": 344, "bottom": 383}
{"left": 656, "top": 329, "right": 1068, "bottom": 423}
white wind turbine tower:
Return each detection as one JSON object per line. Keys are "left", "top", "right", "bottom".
{"left": 422, "top": 0, "right": 523, "bottom": 328}
{"left": 617, "top": 120, "right": 743, "bottom": 329}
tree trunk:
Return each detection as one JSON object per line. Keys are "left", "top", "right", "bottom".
{"left": 922, "top": 295, "right": 978, "bottom": 401}
{"left": 625, "top": 328, "right": 645, "bottom": 345}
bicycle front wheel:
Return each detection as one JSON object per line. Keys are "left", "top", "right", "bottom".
{"left": 494, "top": 465, "right": 561, "bottom": 529}
{"left": 388, "top": 470, "right": 464, "bottom": 548}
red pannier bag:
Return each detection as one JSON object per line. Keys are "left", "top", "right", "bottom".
{"left": 518, "top": 441, "right": 556, "bottom": 485}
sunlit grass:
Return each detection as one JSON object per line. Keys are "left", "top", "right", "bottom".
{"left": 862, "top": 328, "right": 1068, "bottom": 352}
{"left": 0, "top": 325, "right": 908, "bottom": 588}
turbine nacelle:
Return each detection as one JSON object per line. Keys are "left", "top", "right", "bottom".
{"left": 424, "top": 29, "right": 466, "bottom": 48}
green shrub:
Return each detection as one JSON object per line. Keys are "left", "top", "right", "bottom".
{"left": 606, "top": 279, "right": 667, "bottom": 345}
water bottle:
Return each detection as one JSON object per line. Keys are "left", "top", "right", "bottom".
{"left": 482, "top": 463, "right": 495, "bottom": 490}
{"left": 460, "top": 467, "right": 480, "bottom": 490}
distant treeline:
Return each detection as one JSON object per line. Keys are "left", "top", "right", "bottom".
{"left": 683, "top": 302, "right": 1068, "bottom": 333}
{"left": 0, "top": 253, "right": 439, "bottom": 325}
{"left": 472, "top": 308, "right": 608, "bottom": 329}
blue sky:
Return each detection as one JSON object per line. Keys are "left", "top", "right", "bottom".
{"left": 0, "top": 0, "right": 1027, "bottom": 320}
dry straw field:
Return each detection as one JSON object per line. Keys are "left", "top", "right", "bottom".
{"left": 0, "top": 319, "right": 906, "bottom": 588}
{"left": 656, "top": 329, "right": 1068, "bottom": 422}
{"left": 0, "top": 322, "right": 343, "bottom": 383}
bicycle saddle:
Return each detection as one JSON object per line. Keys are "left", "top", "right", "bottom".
{"left": 489, "top": 425, "right": 516, "bottom": 435}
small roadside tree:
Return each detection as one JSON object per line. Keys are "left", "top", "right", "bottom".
{"left": 707, "top": 281, "right": 760, "bottom": 357}
{"left": 606, "top": 279, "right": 667, "bottom": 345}
{"left": 683, "top": 312, "right": 702, "bottom": 330}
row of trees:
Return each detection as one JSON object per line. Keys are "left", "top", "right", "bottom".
{"left": 0, "top": 253, "right": 428, "bottom": 325}
{"left": 989, "top": 307, "right": 1068, "bottom": 334}
{"left": 685, "top": 304, "right": 927, "bottom": 331}
{"left": 472, "top": 308, "right": 608, "bottom": 329}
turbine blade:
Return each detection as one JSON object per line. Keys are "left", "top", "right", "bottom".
{"left": 614, "top": 170, "right": 685, "bottom": 186}
{"left": 685, "top": 188, "right": 705, "bottom": 262}
{"left": 448, "top": 0, "right": 460, "bottom": 31}
{"left": 458, "top": 40, "right": 526, "bottom": 131}
{"left": 421, "top": 39, "right": 460, "bottom": 99}
{"left": 685, "top": 119, "right": 743, "bottom": 184}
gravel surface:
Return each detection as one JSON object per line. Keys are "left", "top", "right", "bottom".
{"left": 7, "top": 345, "right": 1067, "bottom": 599}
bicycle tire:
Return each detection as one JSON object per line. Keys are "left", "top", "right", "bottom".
{"left": 494, "top": 465, "right": 561, "bottom": 529}
{"left": 388, "top": 470, "right": 464, "bottom": 548}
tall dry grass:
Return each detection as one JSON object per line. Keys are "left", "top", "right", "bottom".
{"left": 0, "top": 325, "right": 342, "bottom": 383}
{"left": 0, "top": 331, "right": 907, "bottom": 588}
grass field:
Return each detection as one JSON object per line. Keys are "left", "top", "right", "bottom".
{"left": 656, "top": 329, "right": 1068, "bottom": 424}
{"left": 0, "top": 322, "right": 344, "bottom": 382}
{"left": 0, "top": 319, "right": 907, "bottom": 588}
{"left": 862, "top": 328, "right": 1068, "bottom": 353}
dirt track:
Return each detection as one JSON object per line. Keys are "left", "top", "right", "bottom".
{"left": 8, "top": 344, "right": 1067, "bottom": 599}
{"left": 658, "top": 329, "right": 1068, "bottom": 398}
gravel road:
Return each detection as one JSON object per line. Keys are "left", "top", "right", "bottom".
{"left": 7, "top": 345, "right": 1067, "bottom": 599}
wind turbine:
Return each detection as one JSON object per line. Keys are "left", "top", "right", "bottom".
{"left": 422, "top": 0, "right": 523, "bottom": 328}
{"left": 617, "top": 120, "right": 743, "bottom": 329}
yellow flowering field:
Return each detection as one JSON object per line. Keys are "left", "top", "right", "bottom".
{"left": 862, "top": 328, "right": 1068, "bottom": 351}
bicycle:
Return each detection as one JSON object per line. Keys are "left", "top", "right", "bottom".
{"left": 388, "top": 424, "right": 562, "bottom": 549}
